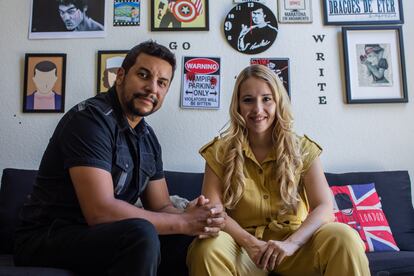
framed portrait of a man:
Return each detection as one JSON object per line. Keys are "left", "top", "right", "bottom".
{"left": 23, "top": 53, "right": 66, "bottom": 113}
{"left": 342, "top": 26, "right": 408, "bottom": 104}
{"left": 151, "top": 0, "right": 209, "bottom": 31}
{"left": 29, "top": 0, "right": 106, "bottom": 39}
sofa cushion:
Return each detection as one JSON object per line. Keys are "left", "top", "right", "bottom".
{"left": 367, "top": 251, "right": 414, "bottom": 275}
{"left": 164, "top": 171, "right": 203, "bottom": 201}
{"left": 325, "top": 171, "right": 414, "bottom": 251}
{"left": 0, "top": 169, "right": 38, "bottom": 254}
{"left": 331, "top": 183, "right": 399, "bottom": 252}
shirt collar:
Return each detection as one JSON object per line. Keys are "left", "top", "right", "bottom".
{"left": 107, "top": 87, "right": 149, "bottom": 136}
{"left": 241, "top": 140, "right": 277, "bottom": 164}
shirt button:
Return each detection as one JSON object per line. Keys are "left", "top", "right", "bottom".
{"left": 263, "top": 195, "right": 269, "bottom": 199}
{"left": 259, "top": 169, "right": 263, "bottom": 174}
{"left": 125, "top": 163, "right": 129, "bottom": 168}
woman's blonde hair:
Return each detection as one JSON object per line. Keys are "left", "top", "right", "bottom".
{"left": 218, "top": 64, "right": 303, "bottom": 213}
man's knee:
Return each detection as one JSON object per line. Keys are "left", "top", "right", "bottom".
{"left": 118, "top": 218, "right": 160, "bottom": 258}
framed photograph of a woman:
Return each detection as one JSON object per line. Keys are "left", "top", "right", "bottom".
{"left": 342, "top": 26, "right": 408, "bottom": 104}
{"left": 23, "top": 53, "right": 66, "bottom": 113}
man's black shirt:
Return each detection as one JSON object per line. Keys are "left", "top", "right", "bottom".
{"left": 19, "top": 87, "right": 164, "bottom": 227}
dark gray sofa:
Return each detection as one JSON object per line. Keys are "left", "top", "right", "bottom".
{"left": 1, "top": 168, "right": 414, "bottom": 275}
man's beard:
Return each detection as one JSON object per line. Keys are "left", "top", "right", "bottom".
{"left": 125, "top": 93, "right": 159, "bottom": 117}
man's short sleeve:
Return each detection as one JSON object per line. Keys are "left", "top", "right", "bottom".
{"left": 59, "top": 108, "right": 113, "bottom": 172}
{"left": 300, "top": 135, "right": 323, "bottom": 174}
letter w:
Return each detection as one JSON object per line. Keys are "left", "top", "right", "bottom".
{"left": 312, "top": 35, "right": 326, "bottom": 43}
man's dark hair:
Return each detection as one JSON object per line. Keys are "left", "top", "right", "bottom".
{"left": 122, "top": 40, "right": 176, "bottom": 80}
{"left": 34, "top": 61, "right": 57, "bottom": 76}
{"left": 56, "top": 0, "right": 87, "bottom": 10}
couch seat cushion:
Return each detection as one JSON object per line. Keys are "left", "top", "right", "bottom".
{"left": 367, "top": 251, "right": 414, "bottom": 275}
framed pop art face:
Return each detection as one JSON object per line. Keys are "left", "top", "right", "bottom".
{"left": 23, "top": 53, "right": 66, "bottom": 113}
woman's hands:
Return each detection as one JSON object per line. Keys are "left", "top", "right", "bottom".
{"left": 259, "top": 239, "right": 301, "bottom": 271}
{"left": 244, "top": 237, "right": 301, "bottom": 272}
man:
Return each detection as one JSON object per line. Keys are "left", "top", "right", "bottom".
{"left": 26, "top": 61, "right": 62, "bottom": 111}
{"left": 238, "top": 8, "right": 278, "bottom": 52}
{"left": 14, "top": 41, "right": 225, "bottom": 275}
{"left": 57, "top": 0, "right": 104, "bottom": 31}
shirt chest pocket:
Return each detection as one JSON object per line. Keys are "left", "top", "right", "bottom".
{"left": 139, "top": 153, "right": 156, "bottom": 192}
{"left": 113, "top": 153, "right": 134, "bottom": 196}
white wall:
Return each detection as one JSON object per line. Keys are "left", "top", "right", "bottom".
{"left": 1, "top": 1, "right": 413, "bottom": 201}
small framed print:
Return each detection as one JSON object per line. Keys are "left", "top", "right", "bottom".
{"left": 342, "top": 26, "right": 408, "bottom": 104}
{"left": 114, "top": 0, "right": 140, "bottom": 26}
{"left": 151, "top": 0, "right": 209, "bottom": 31}
{"left": 278, "top": 0, "right": 312, "bottom": 23}
{"left": 97, "top": 50, "right": 128, "bottom": 94}
{"left": 323, "top": 0, "right": 403, "bottom": 25}
{"left": 251, "top": 58, "right": 291, "bottom": 98}
{"left": 23, "top": 53, "right": 66, "bottom": 113}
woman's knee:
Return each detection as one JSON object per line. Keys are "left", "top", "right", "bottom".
{"left": 187, "top": 231, "right": 235, "bottom": 265}
{"left": 315, "top": 222, "right": 365, "bottom": 252}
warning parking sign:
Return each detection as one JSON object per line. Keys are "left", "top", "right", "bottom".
{"left": 181, "top": 56, "right": 221, "bottom": 109}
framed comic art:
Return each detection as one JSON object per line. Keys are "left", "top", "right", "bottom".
{"left": 113, "top": 0, "right": 141, "bottom": 26}
{"left": 23, "top": 53, "right": 66, "bottom": 113}
{"left": 342, "top": 26, "right": 407, "bottom": 104}
{"left": 97, "top": 50, "right": 128, "bottom": 94}
{"left": 151, "top": 0, "right": 209, "bottom": 31}
{"left": 323, "top": 0, "right": 403, "bottom": 25}
{"left": 250, "top": 58, "right": 291, "bottom": 98}
{"left": 278, "top": 0, "right": 312, "bottom": 23}
{"left": 29, "top": 0, "right": 106, "bottom": 39}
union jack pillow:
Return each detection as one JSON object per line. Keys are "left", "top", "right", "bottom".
{"left": 330, "top": 183, "right": 400, "bottom": 252}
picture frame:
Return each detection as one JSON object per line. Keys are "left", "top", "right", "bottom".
{"left": 113, "top": 0, "right": 140, "bottom": 26}
{"left": 322, "top": 0, "right": 403, "bottom": 25}
{"left": 23, "top": 53, "right": 66, "bottom": 113}
{"left": 29, "top": 0, "right": 106, "bottom": 39}
{"left": 278, "top": 0, "right": 312, "bottom": 23}
{"left": 342, "top": 26, "right": 407, "bottom": 104}
{"left": 97, "top": 50, "right": 128, "bottom": 94}
{"left": 250, "top": 58, "right": 291, "bottom": 98}
{"left": 151, "top": 0, "right": 209, "bottom": 31}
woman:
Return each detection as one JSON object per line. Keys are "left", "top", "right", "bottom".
{"left": 187, "top": 65, "right": 369, "bottom": 275}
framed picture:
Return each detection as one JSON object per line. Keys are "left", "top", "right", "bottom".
{"left": 23, "top": 53, "right": 66, "bottom": 113}
{"left": 250, "top": 58, "right": 291, "bottom": 98}
{"left": 113, "top": 0, "right": 140, "bottom": 26}
{"left": 278, "top": 0, "right": 312, "bottom": 23}
{"left": 342, "top": 26, "right": 408, "bottom": 104}
{"left": 97, "top": 50, "right": 128, "bottom": 94}
{"left": 151, "top": 0, "right": 209, "bottom": 31}
{"left": 29, "top": 0, "right": 106, "bottom": 39}
{"left": 322, "top": 0, "right": 403, "bottom": 25}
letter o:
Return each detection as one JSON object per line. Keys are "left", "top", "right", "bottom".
{"left": 182, "top": 42, "right": 191, "bottom": 50}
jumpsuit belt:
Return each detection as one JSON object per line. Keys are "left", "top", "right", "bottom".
{"left": 248, "top": 219, "right": 302, "bottom": 240}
